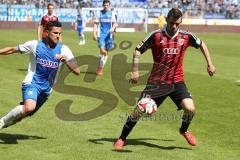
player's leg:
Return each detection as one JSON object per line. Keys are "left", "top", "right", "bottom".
{"left": 80, "top": 32, "right": 85, "bottom": 45}
{"left": 96, "top": 35, "right": 108, "bottom": 76}
{"left": 179, "top": 98, "right": 197, "bottom": 146}
{"left": 169, "top": 82, "right": 197, "bottom": 146}
{"left": 77, "top": 27, "right": 83, "bottom": 45}
{"left": 0, "top": 85, "right": 38, "bottom": 129}
{"left": 179, "top": 98, "right": 195, "bottom": 134}
{"left": 26, "top": 92, "right": 49, "bottom": 117}
{"left": 78, "top": 27, "right": 86, "bottom": 45}
{"left": 114, "top": 87, "right": 167, "bottom": 150}
{"left": 114, "top": 108, "right": 142, "bottom": 150}
{"left": 96, "top": 35, "right": 114, "bottom": 76}
{"left": 100, "top": 46, "right": 108, "bottom": 67}
{"left": 0, "top": 104, "right": 28, "bottom": 129}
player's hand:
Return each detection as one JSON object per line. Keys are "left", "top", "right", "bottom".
{"left": 55, "top": 54, "right": 66, "bottom": 62}
{"left": 207, "top": 64, "right": 216, "bottom": 76}
{"left": 93, "top": 34, "right": 98, "bottom": 41}
{"left": 130, "top": 71, "right": 139, "bottom": 84}
{"left": 109, "top": 28, "right": 115, "bottom": 33}
{"left": 93, "top": 32, "right": 98, "bottom": 41}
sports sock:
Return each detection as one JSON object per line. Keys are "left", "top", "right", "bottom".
{"left": 2, "top": 105, "right": 26, "bottom": 127}
{"left": 103, "top": 55, "right": 108, "bottom": 67}
{"left": 99, "top": 55, "right": 108, "bottom": 68}
{"left": 179, "top": 112, "right": 194, "bottom": 133}
{"left": 98, "top": 54, "right": 104, "bottom": 68}
{"left": 119, "top": 115, "right": 138, "bottom": 141}
{"left": 81, "top": 34, "right": 85, "bottom": 41}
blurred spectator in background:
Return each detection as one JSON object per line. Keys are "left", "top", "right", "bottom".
{"left": 157, "top": 14, "right": 166, "bottom": 29}
{"left": 75, "top": 8, "right": 86, "bottom": 45}
{"left": 37, "top": 3, "right": 59, "bottom": 41}
{"left": 0, "top": 0, "right": 239, "bottom": 19}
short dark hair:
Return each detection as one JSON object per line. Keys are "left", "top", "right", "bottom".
{"left": 46, "top": 21, "right": 62, "bottom": 31}
{"left": 103, "top": 0, "right": 110, "bottom": 5}
{"left": 167, "top": 8, "right": 182, "bottom": 20}
{"left": 47, "top": 3, "right": 54, "bottom": 8}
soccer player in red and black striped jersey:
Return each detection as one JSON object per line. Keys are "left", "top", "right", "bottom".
{"left": 37, "top": 3, "right": 59, "bottom": 41}
{"left": 114, "top": 8, "right": 216, "bottom": 149}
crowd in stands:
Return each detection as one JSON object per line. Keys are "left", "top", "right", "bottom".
{"left": 0, "top": 0, "right": 239, "bottom": 19}
{"left": 205, "top": 0, "right": 240, "bottom": 19}
{"left": 0, "top": 0, "right": 92, "bottom": 8}
{"left": 147, "top": 0, "right": 240, "bottom": 19}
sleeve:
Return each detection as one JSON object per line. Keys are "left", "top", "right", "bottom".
{"left": 17, "top": 40, "right": 38, "bottom": 55}
{"left": 188, "top": 32, "right": 202, "bottom": 49}
{"left": 94, "top": 11, "right": 99, "bottom": 24}
{"left": 112, "top": 11, "right": 117, "bottom": 23}
{"left": 61, "top": 45, "right": 74, "bottom": 61}
{"left": 136, "top": 32, "right": 155, "bottom": 54}
{"left": 83, "top": 15, "right": 86, "bottom": 23}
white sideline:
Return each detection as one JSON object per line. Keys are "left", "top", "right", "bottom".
{"left": 85, "top": 27, "right": 135, "bottom": 32}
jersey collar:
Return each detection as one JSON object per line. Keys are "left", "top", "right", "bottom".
{"left": 163, "top": 27, "right": 179, "bottom": 39}
{"left": 47, "top": 13, "right": 56, "bottom": 17}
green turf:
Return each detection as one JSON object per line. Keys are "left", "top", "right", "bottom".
{"left": 0, "top": 30, "right": 239, "bottom": 160}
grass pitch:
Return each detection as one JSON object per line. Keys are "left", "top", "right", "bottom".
{"left": 0, "top": 29, "right": 239, "bottom": 160}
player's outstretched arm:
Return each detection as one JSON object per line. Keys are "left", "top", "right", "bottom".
{"left": 65, "top": 59, "right": 80, "bottom": 76}
{"left": 37, "top": 25, "right": 42, "bottom": 41}
{"left": 74, "top": 19, "right": 78, "bottom": 31}
{"left": 93, "top": 23, "right": 98, "bottom": 41}
{"left": 200, "top": 41, "right": 216, "bottom": 76}
{"left": 0, "top": 46, "right": 18, "bottom": 55}
{"left": 109, "top": 22, "right": 118, "bottom": 33}
{"left": 56, "top": 54, "right": 80, "bottom": 75}
{"left": 130, "top": 50, "right": 141, "bottom": 84}
{"left": 83, "top": 19, "right": 87, "bottom": 30}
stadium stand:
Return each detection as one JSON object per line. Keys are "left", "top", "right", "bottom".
{"left": 0, "top": 0, "right": 239, "bottom": 19}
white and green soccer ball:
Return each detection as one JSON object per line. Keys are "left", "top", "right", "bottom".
{"left": 137, "top": 97, "right": 157, "bottom": 115}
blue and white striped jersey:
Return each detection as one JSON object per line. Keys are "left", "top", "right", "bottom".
{"left": 94, "top": 10, "right": 116, "bottom": 37}
{"left": 77, "top": 14, "right": 84, "bottom": 28}
{"left": 17, "top": 40, "right": 74, "bottom": 93}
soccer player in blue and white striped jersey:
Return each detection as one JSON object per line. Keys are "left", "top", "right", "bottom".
{"left": 75, "top": 8, "right": 86, "bottom": 45}
{"left": 93, "top": 0, "right": 118, "bottom": 76}
{"left": 0, "top": 21, "right": 80, "bottom": 129}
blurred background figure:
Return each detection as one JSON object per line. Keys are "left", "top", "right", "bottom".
{"left": 37, "top": 3, "right": 59, "bottom": 41}
{"left": 75, "top": 8, "right": 86, "bottom": 45}
{"left": 157, "top": 14, "right": 166, "bottom": 29}
{"left": 93, "top": 0, "right": 118, "bottom": 76}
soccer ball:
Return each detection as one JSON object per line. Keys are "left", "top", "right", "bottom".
{"left": 137, "top": 98, "right": 157, "bottom": 115}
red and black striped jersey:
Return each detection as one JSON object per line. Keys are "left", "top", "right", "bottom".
{"left": 40, "top": 14, "right": 58, "bottom": 39}
{"left": 136, "top": 27, "right": 201, "bottom": 84}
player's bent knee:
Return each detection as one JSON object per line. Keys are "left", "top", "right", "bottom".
{"left": 184, "top": 105, "right": 195, "bottom": 114}
{"left": 101, "top": 51, "right": 107, "bottom": 56}
{"left": 181, "top": 98, "right": 195, "bottom": 113}
{"left": 100, "top": 48, "right": 107, "bottom": 55}
{"left": 23, "top": 105, "right": 36, "bottom": 113}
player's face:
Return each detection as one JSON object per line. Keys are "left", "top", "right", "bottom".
{"left": 103, "top": 3, "right": 110, "bottom": 11}
{"left": 47, "top": 5, "right": 54, "bottom": 15}
{"left": 48, "top": 27, "right": 61, "bottom": 44}
{"left": 166, "top": 16, "right": 182, "bottom": 36}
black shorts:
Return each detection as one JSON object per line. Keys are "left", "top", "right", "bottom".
{"left": 139, "top": 82, "right": 192, "bottom": 110}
